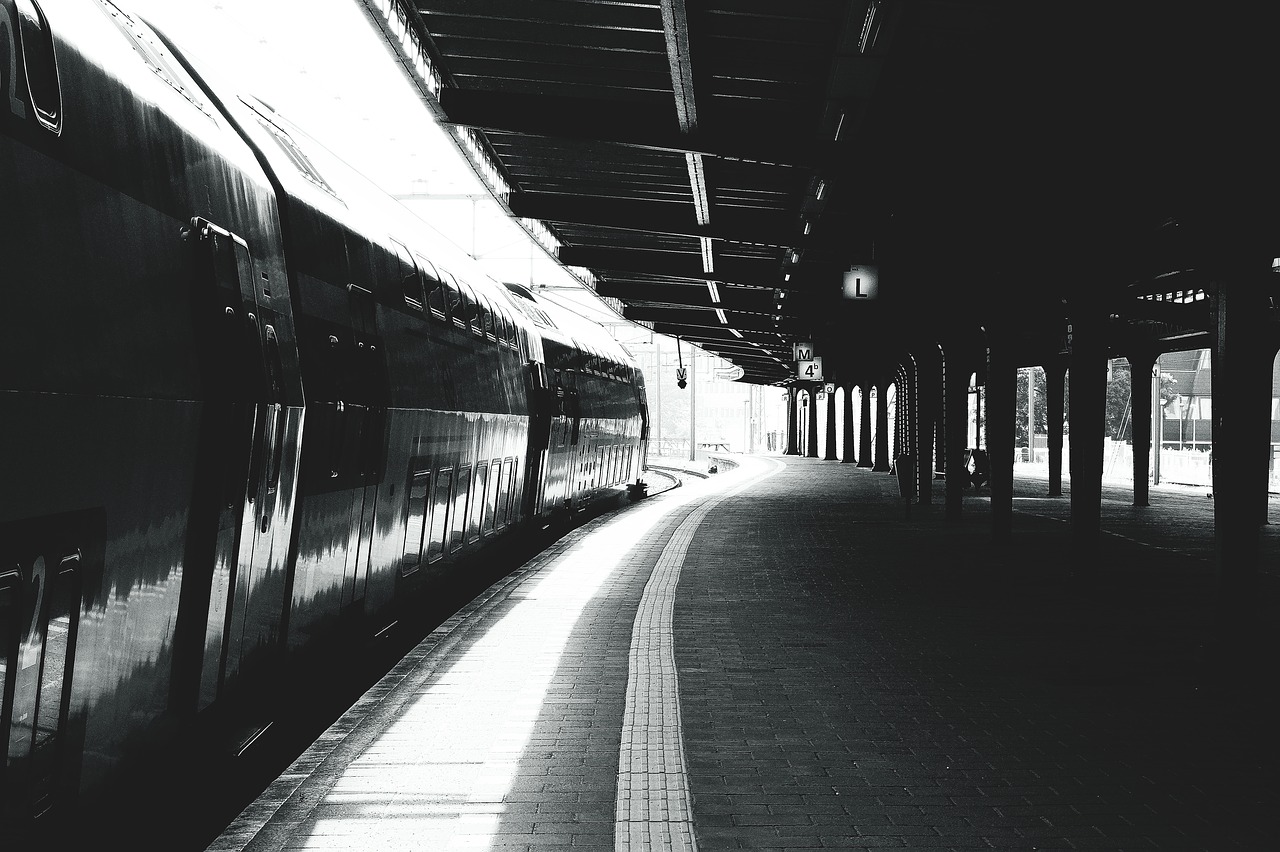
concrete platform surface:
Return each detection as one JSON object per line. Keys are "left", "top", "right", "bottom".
{"left": 206, "top": 455, "right": 1280, "bottom": 851}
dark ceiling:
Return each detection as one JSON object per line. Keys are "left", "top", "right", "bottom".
{"left": 395, "top": 0, "right": 1279, "bottom": 384}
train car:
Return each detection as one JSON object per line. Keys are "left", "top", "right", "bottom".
{"left": 1, "top": 0, "right": 306, "bottom": 826}
{"left": 505, "top": 284, "right": 650, "bottom": 523}
{"left": 1, "top": 0, "right": 647, "bottom": 840}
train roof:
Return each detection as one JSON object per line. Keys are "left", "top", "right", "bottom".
{"left": 149, "top": 15, "right": 527, "bottom": 327}
{"left": 503, "top": 283, "right": 637, "bottom": 369}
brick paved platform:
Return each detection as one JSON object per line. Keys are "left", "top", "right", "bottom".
{"left": 207, "top": 455, "right": 1280, "bottom": 851}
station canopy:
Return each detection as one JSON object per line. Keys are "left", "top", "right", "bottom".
{"left": 141, "top": 0, "right": 1280, "bottom": 385}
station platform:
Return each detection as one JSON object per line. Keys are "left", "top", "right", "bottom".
{"left": 206, "top": 455, "right": 1280, "bottom": 851}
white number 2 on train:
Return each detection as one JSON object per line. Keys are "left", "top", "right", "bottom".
{"left": 1, "top": 5, "right": 28, "bottom": 119}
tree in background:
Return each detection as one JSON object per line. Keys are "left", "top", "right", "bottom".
{"left": 1104, "top": 358, "right": 1179, "bottom": 441}
{"left": 1015, "top": 367, "right": 1047, "bottom": 448}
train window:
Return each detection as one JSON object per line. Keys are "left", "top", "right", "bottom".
{"left": 242, "top": 99, "right": 340, "bottom": 200}
{"left": 98, "top": 0, "right": 212, "bottom": 119}
{"left": 441, "top": 272, "right": 462, "bottom": 324}
{"left": 501, "top": 311, "right": 516, "bottom": 347}
{"left": 393, "top": 240, "right": 422, "bottom": 312}
{"left": 490, "top": 309, "right": 504, "bottom": 346}
{"left": 427, "top": 468, "right": 452, "bottom": 562}
{"left": 456, "top": 282, "right": 480, "bottom": 334}
{"left": 427, "top": 283, "right": 446, "bottom": 320}
{"left": 8, "top": 559, "right": 44, "bottom": 777}
{"left": 450, "top": 466, "right": 471, "bottom": 552}
{"left": 484, "top": 461, "right": 502, "bottom": 534}
{"left": 479, "top": 298, "right": 496, "bottom": 341}
{"left": 467, "top": 463, "right": 486, "bottom": 543}
{"left": 496, "top": 458, "right": 515, "bottom": 529}
{"left": 487, "top": 300, "right": 500, "bottom": 340}
{"left": 473, "top": 295, "right": 490, "bottom": 339}
{"left": 15, "top": 0, "right": 60, "bottom": 134}
{"left": 29, "top": 555, "right": 77, "bottom": 807}
{"left": 1, "top": 569, "right": 17, "bottom": 769}
{"left": 401, "top": 469, "right": 430, "bottom": 574}
{"left": 5, "top": 551, "right": 79, "bottom": 808}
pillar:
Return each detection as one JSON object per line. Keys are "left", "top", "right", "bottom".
{"left": 934, "top": 345, "right": 946, "bottom": 480}
{"left": 944, "top": 345, "right": 969, "bottom": 521}
{"left": 1068, "top": 308, "right": 1108, "bottom": 560}
{"left": 1045, "top": 357, "right": 1066, "bottom": 497}
{"left": 805, "top": 387, "right": 820, "bottom": 458}
{"left": 824, "top": 384, "right": 838, "bottom": 460}
{"left": 986, "top": 336, "right": 1016, "bottom": 542}
{"left": 842, "top": 384, "right": 856, "bottom": 463}
{"left": 916, "top": 348, "right": 940, "bottom": 506}
{"left": 1127, "top": 349, "right": 1156, "bottom": 507}
{"left": 858, "top": 384, "right": 873, "bottom": 468}
{"left": 785, "top": 387, "right": 799, "bottom": 455}
{"left": 873, "top": 379, "right": 891, "bottom": 472}
{"left": 1244, "top": 342, "right": 1280, "bottom": 526}
{"left": 1210, "top": 272, "right": 1268, "bottom": 656}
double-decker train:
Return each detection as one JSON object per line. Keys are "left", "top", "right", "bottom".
{"left": 0, "top": 0, "right": 648, "bottom": 840}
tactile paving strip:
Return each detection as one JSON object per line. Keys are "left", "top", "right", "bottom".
{"left": 615, "top": 459, "right": 783, "bottom": 851}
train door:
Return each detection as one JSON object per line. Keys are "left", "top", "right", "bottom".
{"left": 564, "top": 386, "right": 582, "bottom": 511}
{"left": 523, "top": 360, "right": 552, "bottom": 518}
{"left": 339, "top": 273, "right": 384, "bottom": 612}
{"left": 185, "top": 218, "right": 299, "bottom": 709}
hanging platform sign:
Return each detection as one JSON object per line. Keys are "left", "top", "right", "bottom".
{"left": 842, "top": 264, "right": 879, "bottom": 300}
{"left": 797, "top": 357, "right": 824, "bottom": 381}
{"left": 793, "top": 341, "right": 814, "bottom": 361}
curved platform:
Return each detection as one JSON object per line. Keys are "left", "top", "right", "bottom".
{"left": 205, "top": 456, "right": 1280, "bottom": 851}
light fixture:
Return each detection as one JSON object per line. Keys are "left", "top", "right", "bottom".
{"left": 707, "top": 280, "right": 721, "bottom": 304}
{"left": 803, "top": 221, "right": 812, "bottom": 236}
{"left": 834, "top": 112, "right": 846, "bottom": 142}
{"left": 700, "top": 236, "right": 715, "bottom": 273}
{"left": 687, "top": 154, "right": 711, "bottom": 226}
{"left": 373, "top": 0, "right": 443, "bottom": 97}
{"left": 715, "top": 308, "right": 728, "bottom": 324}
{"left": 729, "top": 328, "right": 743, "bottom": 338}
{"left": 1272, "top": 257, "right": 1280, "bottom": 272}
{"left": 859, "top": 1, "right": 882, "bottom": 54}
{"left": 783, "top": 273, "right": 791, "bottom": 282}
{"left": 789, "top": 249, "right": 801, "bottom": 264}
{"left": 815, "top": 180, "right": 826, "bottom": 200}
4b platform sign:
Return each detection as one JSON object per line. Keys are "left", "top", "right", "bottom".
{"left": 797, "top": 357, "right": 823, "bottom": 381}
